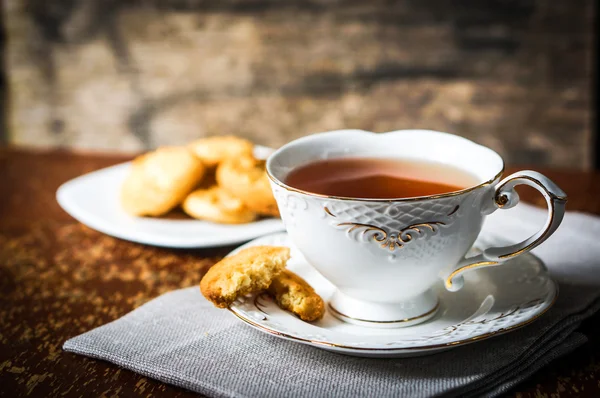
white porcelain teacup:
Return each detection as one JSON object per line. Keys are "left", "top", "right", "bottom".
{"left": 266, "top": 130, "right": 566, "bottom": 328}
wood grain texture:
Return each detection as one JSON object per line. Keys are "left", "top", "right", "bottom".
{"left": 4, "top": 0, "right": 595, "bottom": 168}
{"left": 0, "top": 148, "right": 600, "bottom": 397}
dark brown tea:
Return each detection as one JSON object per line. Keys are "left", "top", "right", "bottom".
{"left": 285, "top": 158, "right": 479, "bottom": 199}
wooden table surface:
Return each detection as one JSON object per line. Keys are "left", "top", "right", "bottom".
{"left": 1, "top": 148, "right": 600, "bottom": 397}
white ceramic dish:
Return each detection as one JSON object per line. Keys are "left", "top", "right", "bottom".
{"left": 229, "top": 232, "right": 558, "bottom": 358}
{"left": 266, "top": 129, "right": 566, "bottom": 326}
{"left": 56, "top": 146, "right": 284, "bottom": 248}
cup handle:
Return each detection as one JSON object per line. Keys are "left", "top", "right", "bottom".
{"left": 444, "top": 170, "right": 567, "bottom": 292}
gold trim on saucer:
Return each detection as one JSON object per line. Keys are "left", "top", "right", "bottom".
{"left": 328, "top": 301, "right": 440, "bottom": 324}
{"left": 227, "top": 279, "right": 558, "bottom": 352}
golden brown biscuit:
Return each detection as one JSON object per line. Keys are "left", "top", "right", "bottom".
{"left": 216, "top": 155, "right": 280, "bottom": 217}
{"left": 267, "top": 269, "right": 325, "bottom": 322}
{"left": 201, "top": 246, "right": 290, "bottom": 308}
{"left": 121, "top": 147, "right": 205, "bottom": 216}
{"left": 188, "top": 136, "right": 254, "bottom": 167}
{"left": 182, "top": 186, "right": 257, "bottom": 224}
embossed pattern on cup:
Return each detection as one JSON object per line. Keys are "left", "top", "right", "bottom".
{"left": 267, "top": 129, "right": 564, "bottom": 327}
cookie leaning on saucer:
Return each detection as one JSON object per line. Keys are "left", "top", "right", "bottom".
{"left": 121, "top": 147, "right": 205, "bottom": 216}
{"left": 201, "top": 246, "right": 290, "bottom": 308}
{"left": 268, "top": 269, "right": 325, "bottom": 321}
{"left": 188, "top": 135, "right": 254, "bottom": 168}
{"left": 182, "top": 186, "right": 257, "bottom": 224}
{"left": 216, "top": 155, "right": 280, "bottom": 217}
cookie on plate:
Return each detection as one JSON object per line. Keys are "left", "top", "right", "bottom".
{"left": 121, "top": 147, "right": 205, "bottom": 216}
{"left": 267, "top": 269, "right": 325, "bottom": 322}
{"left": 188, "top": 136, "right": 254, "bottom": 167}
{"left": 216, "top": 155, "right": 279, "bottom": 217}
{"left": 182, "top": 186, "right": 257, "bottom": 224}
{"left": 200, "top": 246, "right": 290, "bottom": 308}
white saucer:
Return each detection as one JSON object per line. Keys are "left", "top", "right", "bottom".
{"left": 56, "top": 146, "right": 284, "bottom": 248}
{"left": 229, "top": 233, "right": 558, "bottom": 358}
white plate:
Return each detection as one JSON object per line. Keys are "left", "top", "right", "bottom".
{"left": 229, "top": 232, "right": 558, "bottom": 358}
{"left": 56, "top": 146, "right": 284, "bottom": 248}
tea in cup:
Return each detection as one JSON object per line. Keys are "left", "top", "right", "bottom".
{"left": 267, "top": 130, "right": 566, "bottom": 328}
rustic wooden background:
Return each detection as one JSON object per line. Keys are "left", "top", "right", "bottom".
{"left": 2, "top": 0, "right": 595, "bottom": 168}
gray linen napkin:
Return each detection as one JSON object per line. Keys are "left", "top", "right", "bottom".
{"left": 64, "top": 204, "right": 600, "bottom": 397}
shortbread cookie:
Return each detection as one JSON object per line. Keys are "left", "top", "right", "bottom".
{"left": 182, "top": 186, "right": 257, "bottom": 224}
{"left": 267, "top": 269, "right": 325, "bottom": 322}
{"left": 200, "top": 246, "right": 290, "bottom": 308}
{"left": 188, "top": 136, "right": 254, "bottom": 167}
{"left": 216, "top": 155, "right": 280, "bottom": 217}
{"left": 121, "top": 147, "right": 205, "bottom": 216}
